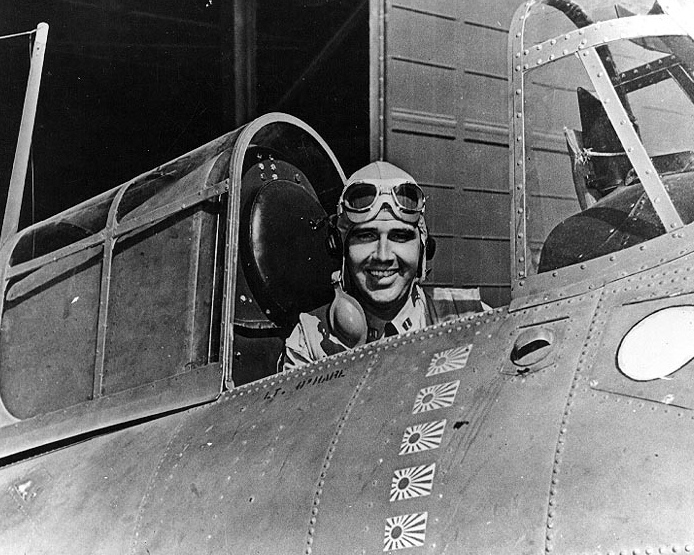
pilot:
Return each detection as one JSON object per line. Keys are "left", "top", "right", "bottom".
{"left": 281, "top": 161, "right": 489, "bottom": 370}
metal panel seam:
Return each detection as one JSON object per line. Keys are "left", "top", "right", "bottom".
{"left": 304, "top": 355, "right": 380, "bottom": 552}
{"left": 129, "top": 415, "right": 187, "bottom": 555}
{"left": 543, "top": 288, "right": 606, "bottom": 552}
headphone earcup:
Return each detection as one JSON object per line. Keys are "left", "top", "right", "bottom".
{"left": 425, "top": 236, "right": 436, "bottom": 260}
{"left": 326, "top": 226, "right": 343, "bottom": 258}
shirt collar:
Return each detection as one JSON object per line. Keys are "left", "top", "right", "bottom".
{"left": 366, "top": 285, "right": 427, "bottom": 341}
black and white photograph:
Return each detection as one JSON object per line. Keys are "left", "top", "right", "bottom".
{"left": 1, "top": 1, "right": 694, "bottom": 553}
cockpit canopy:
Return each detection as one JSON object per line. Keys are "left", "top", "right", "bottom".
{"left": 510, "top": 0, "right": 694, "bottom": 294}
{"left": 0, "top": 114, "right": 344, "bottom": 460}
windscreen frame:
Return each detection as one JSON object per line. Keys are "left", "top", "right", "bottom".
{"left": 509, "top": 0, "right": 694, "bottom": 306}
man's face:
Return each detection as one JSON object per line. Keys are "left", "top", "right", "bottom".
{"left": 345, "top": 215, "right": 420, "bottom": 315}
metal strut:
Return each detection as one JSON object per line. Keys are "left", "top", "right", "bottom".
{"left": 1, "top": 23, "right": 49, "bottom": 246}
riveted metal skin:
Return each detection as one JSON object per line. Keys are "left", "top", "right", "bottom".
{"left": 0, "top": 307, "right": 588, "bottom": 554}
{"left": 5, "top": 275, "right": 690, "bottom": 554}
{"left": 547, "top": 262, "right": 694, "bottom": 553}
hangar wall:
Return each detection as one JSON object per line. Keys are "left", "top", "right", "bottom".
{"left": 375, "top": 0, "right": 520, "bottom": 307}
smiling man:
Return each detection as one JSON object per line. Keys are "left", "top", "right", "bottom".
{"left": 281, "top": 161, "right": 489, "bottom": 370}
{"left": 346, "top": 210, "right": 421, "bottom": 330}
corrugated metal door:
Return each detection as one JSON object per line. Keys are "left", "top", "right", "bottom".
{"left": 374, "top": 0, "right": 519, "bottom": 307}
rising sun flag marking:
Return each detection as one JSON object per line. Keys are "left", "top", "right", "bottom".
{"left": 399, "top": 419, "right": 446, "bottom": 455}
{"left": 390, "top": 463, "right": 436, "bottom": 502}
{"left": 412, "top": 381, "right": 460, "bottom": 414}
{"left": 426, "top": 344, "right": 472, "bottom": 377}
{"left": 383, "top": 512, "right": 428, "bottom": 551}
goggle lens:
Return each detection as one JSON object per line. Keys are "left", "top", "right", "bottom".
{"left": 344, "top": 182, "right": 379, "bottom": 210}
{"left": 393, "top": 182, "right": 424, "bottom": 211}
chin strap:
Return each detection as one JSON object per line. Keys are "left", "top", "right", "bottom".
{"left": 328, "top": 271, "right": 367, "bottom": 348}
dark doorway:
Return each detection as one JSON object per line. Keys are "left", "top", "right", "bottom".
{"left": 0, "top": 0, "right": 369, "bottom": 229}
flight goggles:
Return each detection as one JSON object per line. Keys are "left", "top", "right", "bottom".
{"left": 338, "top": 180, "right": 425, "bottom": 224}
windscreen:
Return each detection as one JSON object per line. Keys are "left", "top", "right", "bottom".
{"left": 520, "top": 0, "right": 694, "bottom": 274}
